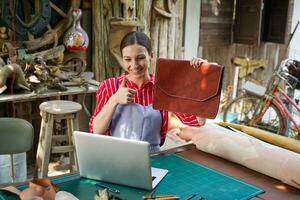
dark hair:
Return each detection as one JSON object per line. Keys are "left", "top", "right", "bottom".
{"left": 120, "top": 31, "right": 151, "bottom": 55}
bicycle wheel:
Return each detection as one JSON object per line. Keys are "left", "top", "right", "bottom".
{"left": 252, "top": 98, "right": 288, "bottom": 135}
{"left": 223, "top": 96, "right": 261, "bottom": 125}
{"left": 223, "top": 95, "right": 288, "bottom": 135}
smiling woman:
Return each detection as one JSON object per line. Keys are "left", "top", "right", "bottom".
{"left": 89, "top": 31, "right": 208, "bottom": 153}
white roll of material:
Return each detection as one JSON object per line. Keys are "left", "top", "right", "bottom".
{"left": 191, "top": 123, "right": 300, "bottom": 189}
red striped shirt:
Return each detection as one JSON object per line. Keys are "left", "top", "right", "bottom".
{"left": 89, "top": 74, "right": 199, "bottom": 140}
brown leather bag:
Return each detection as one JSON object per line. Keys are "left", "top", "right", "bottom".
{"left": 153, "top": 58, "right": 224, "bottom": 119}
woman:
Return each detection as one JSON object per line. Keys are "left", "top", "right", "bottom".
{"left": 89, "top": 31, "right": 206, "bottom": 152}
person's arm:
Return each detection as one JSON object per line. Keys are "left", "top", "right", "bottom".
{"left": 92, "top": 93, "right": 119, "bottom": 134}
{"left": 92, "top": 78, "right": 137, "bottom": 134}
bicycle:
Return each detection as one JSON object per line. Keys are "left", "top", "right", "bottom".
{"left": 223, "top": 58, "right": 300, "bottom": 139}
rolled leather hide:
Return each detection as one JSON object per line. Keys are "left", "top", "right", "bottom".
{"left": 191, "top": 123, "right": 300, "bottom": 189}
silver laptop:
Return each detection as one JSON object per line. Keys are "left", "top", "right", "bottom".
{"left": 73, "top": 131, "right": 168, "bottom": 190}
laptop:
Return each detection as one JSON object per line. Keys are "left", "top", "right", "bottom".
{"left": 73, "top": 131, "right": 168, "bottom": 190}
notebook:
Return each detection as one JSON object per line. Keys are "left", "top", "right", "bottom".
{"left": 73, "top": 131, "right": 168, "bottom": 190}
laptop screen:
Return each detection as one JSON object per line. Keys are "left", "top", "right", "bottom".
{"left": 73, "top": 131, "right": 167, "bottom": 190}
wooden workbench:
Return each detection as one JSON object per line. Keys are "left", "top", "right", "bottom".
{"left": 0, "top": 80, "right": 99, "bottom": 103}
{"left": 0, "top": 81, "right": 99, "bottom": 164}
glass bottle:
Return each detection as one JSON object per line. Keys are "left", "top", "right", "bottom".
{"left": 63, "top": 8, "right": 89, "bottom": 52}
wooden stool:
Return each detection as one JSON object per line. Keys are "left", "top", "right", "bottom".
{"left": 36, "top": 100, "right": 82, "bottom": 178}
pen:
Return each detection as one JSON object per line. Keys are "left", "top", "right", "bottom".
{"left": 142, "top": 195, "right": 179, "bottom": 200}
{"left": 185, "top": 194, "right": 197, "bottom": 200}
{"left": 95, "top": 183, "right": 120, "bottom": 193}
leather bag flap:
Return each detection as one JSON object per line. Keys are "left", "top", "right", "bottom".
{"left": 155, "top": 58, "right": 224, "bottom": 102}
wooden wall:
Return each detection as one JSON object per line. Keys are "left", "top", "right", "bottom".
{"left": 91, "top": 0, "right": 185, "bottom": 81}
{"left": 149, "top": 0, "right": 185, "bottom": 73}
{"left": 200, "top": 0, "right": 294, "bottom": 109}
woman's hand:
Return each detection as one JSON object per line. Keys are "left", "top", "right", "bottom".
{"left": 196, "top": 117, "right": 206, "bottom": 126}
{"left": 190, "top": 57, "right": 208, "bottom": 69}
{"left": 112, "top": 77, "right": 137, "bottom": 104}
{"left": 176, "top": 127, "right": 194, "bottom": 141}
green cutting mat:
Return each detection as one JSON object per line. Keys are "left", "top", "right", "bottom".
{"left": 0, "top": 154, "right": 264, "bottom": 200}
{"left": 150, "top": 154, "right": 264, "bottom": 200}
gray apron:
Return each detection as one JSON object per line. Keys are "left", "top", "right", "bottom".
{"left": 111, "top": 104, "right": 162, "bottom": 153}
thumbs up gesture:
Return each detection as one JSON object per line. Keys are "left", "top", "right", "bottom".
{"left": 113, "top": 77, "right": 137, "bottom": 104}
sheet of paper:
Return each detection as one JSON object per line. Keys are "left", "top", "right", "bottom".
{"left": 151, "top": 167, "right": 168, "bottom": 188}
